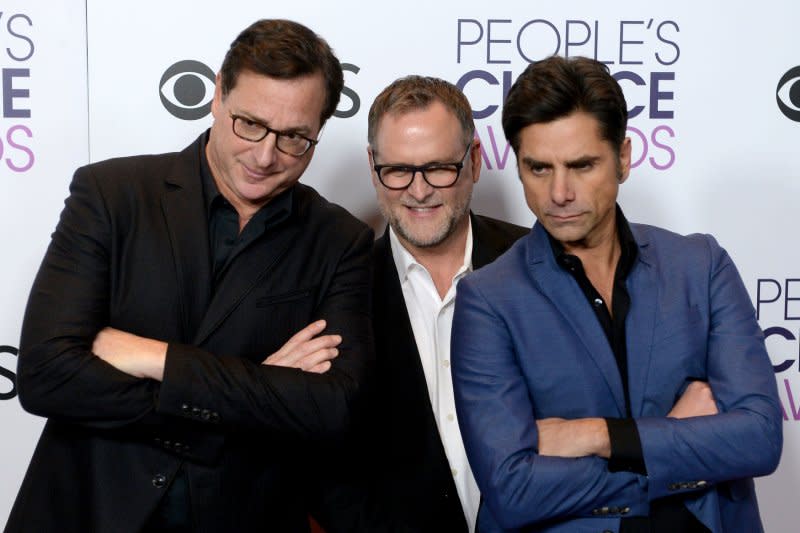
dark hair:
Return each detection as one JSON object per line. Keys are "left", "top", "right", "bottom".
{"left": 219, "top": 19, "right": 343, "bottom": 126}
{"left": 502, "top": 55, "right": 627, "bottom": 154}
{"left": 367, "top": 75, "right": 475, "bottom": 152}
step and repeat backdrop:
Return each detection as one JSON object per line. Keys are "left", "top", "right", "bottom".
{"left": 1, "top": 0, "right": 798, "bottom": 529}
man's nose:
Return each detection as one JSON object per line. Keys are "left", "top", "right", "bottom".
{"left": 550, "top": 171, "right": 575, "bottom": 205}
{"left": 252, "top": 132, "right": 279, "bottom": 167}
{"left": 405, "top": 170, "right": 434, "bottom": 200}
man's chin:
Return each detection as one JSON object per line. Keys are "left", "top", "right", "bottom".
{"left": 394, "top": 222, "right": 449, "bottom": 250}
{"left": 545, "top": 226, "right": 587, "bottom": 246}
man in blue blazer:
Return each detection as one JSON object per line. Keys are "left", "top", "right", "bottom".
{"left": 451, "top": 56, "right": 782, "bottom": 533}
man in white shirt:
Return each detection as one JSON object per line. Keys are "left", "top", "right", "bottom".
{"left": 314, "top": 76, "right": 527, "bottom": 532}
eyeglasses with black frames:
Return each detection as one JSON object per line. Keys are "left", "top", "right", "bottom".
{"left": 230, "top": 113, "right": 319, "bottom": 157}
{"left": 373, "top": 144, "right": 473, "bottom": 190}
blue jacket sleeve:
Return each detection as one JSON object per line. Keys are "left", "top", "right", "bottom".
{"left": 634, "top": 235, "right": 782, "bottom": 500}
{"left": 452, "top": 278, "right": 647, "bottom": 530}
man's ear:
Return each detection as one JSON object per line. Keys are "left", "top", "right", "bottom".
{"left": 618, "top": 137, "right": 632, "bottom": 184}
{"left": 470, "top": 137, "right": 482, "bottom": 184}
{"left": 367, "top": 145, "right": 379, "bottom": 188}
{"left": 210, "top": 72, "right": 224, "bottom": 119}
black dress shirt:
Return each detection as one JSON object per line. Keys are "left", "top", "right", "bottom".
{"left": 549, "top": 205, "right": 709, "bottom": 533}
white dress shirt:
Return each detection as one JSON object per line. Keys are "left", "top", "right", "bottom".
{"left": 389, "top": 223, "right": 479, "bottom": 533}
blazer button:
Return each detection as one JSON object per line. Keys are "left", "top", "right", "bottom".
{"left": 191, "top": 406, "right": 201, "bottom": 417}
{"left": 210, "top": 412, "right": 220, "bottom": 423}
{"left": 152, "top": 473, "right": 167, "bottom": 488}
{"left": 181, "top": 403, "right": 190, "bottom": 413}
{"left": 201, "top": 409, "right": 211, "bottom": 421}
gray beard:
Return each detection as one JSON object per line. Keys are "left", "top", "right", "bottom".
{"left": 381, "top": 192, "right": 472, "bottom": 249}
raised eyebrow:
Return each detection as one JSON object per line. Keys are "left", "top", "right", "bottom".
{"left": 566, "top": 155, "right": 601, "bottom": 168}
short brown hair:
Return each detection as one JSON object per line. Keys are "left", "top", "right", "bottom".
{"left": 367, "top": 75, "right": 474, "bottom": 153}
{"left": 219, "top": 19, "right": 344, "bottom": 127}
{"left": 502, "top": 56, "right": 628, "bottom": 155}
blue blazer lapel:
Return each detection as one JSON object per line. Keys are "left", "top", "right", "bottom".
{"left": 625, "top": 225, "right": 659, "bottom": 417}
{"left": 526, "top": 223, "right": 627, "bottom": 416}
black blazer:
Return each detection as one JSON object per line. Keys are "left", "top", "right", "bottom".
{"left": 8, "top": 134, "right": 373, "bottom": 533}
{"left": 316, "top": 214, "right": 527, "bottom": 533}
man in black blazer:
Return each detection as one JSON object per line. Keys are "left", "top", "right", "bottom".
{"left": 8, "top": 20, "right": 373, "bottom": 533}
{"left": 314, "top": 77, "right": 527, "bottom": 532}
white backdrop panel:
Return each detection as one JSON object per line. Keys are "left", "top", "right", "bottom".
{"left": 0, "top": 0, "right": 89, "bottom": 525}
{"left": 1, "top": 0, "right": 797, "bottom": 530}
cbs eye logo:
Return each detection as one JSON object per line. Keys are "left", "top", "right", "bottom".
{"left": 776, "top": 66, "right": 800, "bottom": 122}
{"left": 159, "top": 60, "right": 216, "bottom": 120}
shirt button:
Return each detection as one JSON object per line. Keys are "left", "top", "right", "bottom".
{"left": 593, "top": 298, "right": 603, "bottom": 307}
{"left": 152, "top": 473, "right": 167, "bottom": 488}
{"left": 442, "top": 360, "right": 450, "bottom": 368}
{"left": 451, "top": 468, "right": 458, "bottom": 477}
{"left": 447, "top": 413, "right": 455, "bottom": 422}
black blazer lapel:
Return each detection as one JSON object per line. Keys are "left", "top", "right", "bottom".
{"left": 160, "top": 135, "right": 213, "bottom": 342}
{"left": 373, "top": 228, "right": 430, "bottom": 404}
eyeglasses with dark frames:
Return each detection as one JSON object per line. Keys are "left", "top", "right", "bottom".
{"left": 373, "top": 144, "right": 473, "bottom": 190}
{"left": 230, "top": 113, "right": 319, "bottom": 157}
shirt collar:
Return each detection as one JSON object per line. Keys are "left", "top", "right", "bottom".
{"left": 547, "top": 204, "right": 638, "bottom": 278}
{"left": 389, "top": 219, "right": 474, "bottom": 283}
{"left": 200, "top": 129, "right": 294, "bottom": 228}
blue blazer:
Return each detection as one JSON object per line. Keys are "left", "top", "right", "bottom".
{"left": 452, "top": 221, "right": 782, "bottom": 533}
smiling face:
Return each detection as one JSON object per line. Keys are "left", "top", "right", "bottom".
{"left": 517, "top": 111, "right": 631, "bottom": 253}
{"left": 370, "top": 101, "right": 480, "bottom": 254}
{"left": 206, "top": 69, "right": 326, "bottom": 216}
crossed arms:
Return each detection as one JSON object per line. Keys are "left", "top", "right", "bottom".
{"left": 451, "top": 236, "right": 782, "bottom": 529}
{"left": 17, "top": 166, "right": 373, "bottom": 461}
